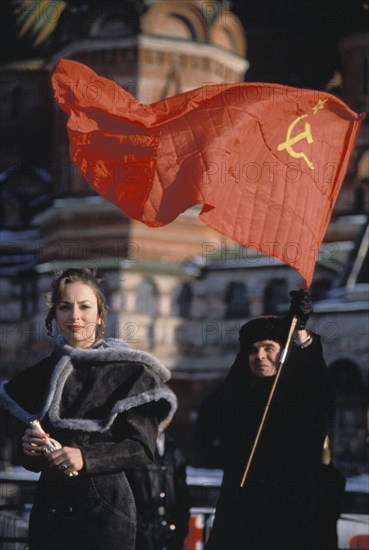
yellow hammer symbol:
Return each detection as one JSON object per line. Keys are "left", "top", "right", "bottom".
{"left": 277, "top": 114, "right": 314, "bottom": 170}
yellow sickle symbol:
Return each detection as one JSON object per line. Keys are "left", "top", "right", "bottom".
{"left": 277, "top": 114, "right": 314, "bottom": 170}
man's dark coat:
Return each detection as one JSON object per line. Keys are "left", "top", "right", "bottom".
{"left": 127, "top": 435, "right": 190, "bottom": 550}
{"left": 204, "top": 333, "right": 334, "bottom": 550}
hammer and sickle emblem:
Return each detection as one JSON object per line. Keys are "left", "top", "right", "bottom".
{"left": 277, "top": 115, "right": 314, "bottom": 170}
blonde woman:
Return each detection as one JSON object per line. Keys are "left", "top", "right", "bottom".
{"left": 0, "top": 268, "right": 177, "bottom": 550}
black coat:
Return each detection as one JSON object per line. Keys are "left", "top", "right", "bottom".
{"left": 204, "top": 333, "right": 335, "bottom": 550}
{"left": 0, "top": 337, "right": 177, "bottom": 550}
{"left": 127, "top": 435, "right": 190, "bottom": 550}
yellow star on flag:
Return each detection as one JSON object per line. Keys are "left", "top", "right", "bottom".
{"left": 312, "top": 99, "right": 328, "bottom": 115}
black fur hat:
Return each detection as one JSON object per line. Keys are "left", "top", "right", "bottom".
{"left": 239, "top": 316, "right": 289, "bottom": 352}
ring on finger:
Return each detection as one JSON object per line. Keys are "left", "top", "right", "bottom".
{"left": 58, "top": 463, "right": 68, "bottom": 471}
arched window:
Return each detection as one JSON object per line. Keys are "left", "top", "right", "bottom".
{"left": 171, "top": 282, "right": 192, "bottom": 318}
{"left": 328, "top": 360, "right": 367, "bottom": 475}
{"left": 225, "top": 282, "right": 248, "bottom": 318}
{"left": 354, "top": 186, "right": 365, "bottom": 213}
{"left": 263, "top": 278, "right": 288, "bottom": 315}
{"left": 136, "top": 279, "right": 158, "bottom": 316}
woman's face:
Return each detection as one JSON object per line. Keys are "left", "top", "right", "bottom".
{"left": 55, "top": 282, "right": 101, "bottom": 348}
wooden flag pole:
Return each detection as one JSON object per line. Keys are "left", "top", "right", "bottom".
{"left": 240, "top": 314, "right": 299, "bottom": 488}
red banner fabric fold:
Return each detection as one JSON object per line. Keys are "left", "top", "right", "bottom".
{"left": 52, "top": 59, "right": 363, "bottom": 287}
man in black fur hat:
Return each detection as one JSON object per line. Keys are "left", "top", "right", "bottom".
{"left": 203, "top": 289, "right": 335, "bottom": 550}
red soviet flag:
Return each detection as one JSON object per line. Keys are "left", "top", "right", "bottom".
{"left": 52, "top": 59, "right": 363, "bottom": 287}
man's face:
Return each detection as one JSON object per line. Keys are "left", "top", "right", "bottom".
{"left": 248, "top": 340, "right": 281, "bottom": 377}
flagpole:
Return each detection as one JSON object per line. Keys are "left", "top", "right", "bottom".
{"left": 240, "top": 314, "right": 298, "bottom": 488}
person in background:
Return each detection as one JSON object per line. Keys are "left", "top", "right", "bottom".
{"left": 203, "top": 289, "right": 335, "bottom": 550}
{"left": 127, "top": 414, "right": 190, "bottom": 550}
{"left": 0, "top": 268, "right": 177, "bottom": 550}
{"left": 317, "top": 436, "right": 346, "bottom": 550}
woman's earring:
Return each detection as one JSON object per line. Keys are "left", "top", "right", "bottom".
{"left": 46, "top": 321, "right": 53, "bottom": 337}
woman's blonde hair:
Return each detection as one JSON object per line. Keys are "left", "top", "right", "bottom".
{"left": 45, "top": 268, "right": 108, "bottom": 339}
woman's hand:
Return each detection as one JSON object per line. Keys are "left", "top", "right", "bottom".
{"left": 48, "top": 447, "right": 84, "bottom": 476}
{"left": 22, "top": 428, "right": 47, "bottom": 456}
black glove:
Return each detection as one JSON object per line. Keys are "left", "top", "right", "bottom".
{"left": 289, "top": 289, "right": 313, "bottom": 329}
